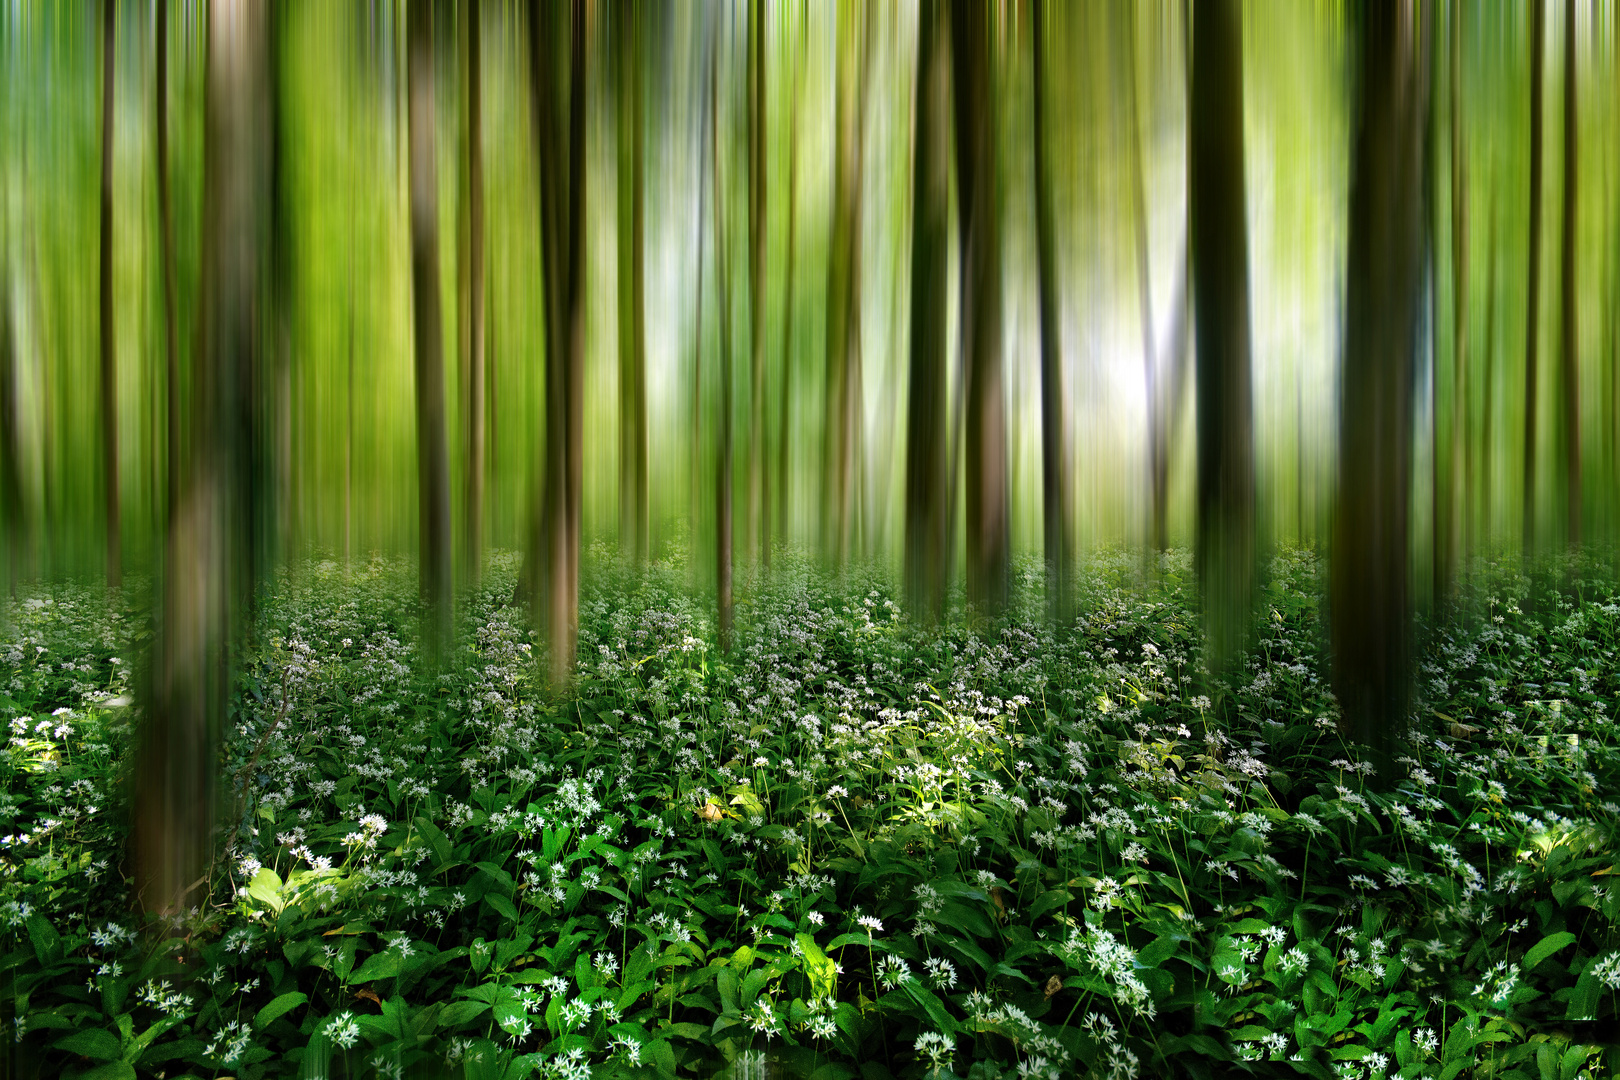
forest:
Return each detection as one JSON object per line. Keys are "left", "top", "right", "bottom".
{"left": 3, "top": 1, "right": 1620, "bottom": 1078}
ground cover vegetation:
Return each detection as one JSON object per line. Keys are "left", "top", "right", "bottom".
{"left": 2, "top": 546, "right": 1619, "bottom": 1080}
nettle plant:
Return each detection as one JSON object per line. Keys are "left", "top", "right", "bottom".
{"left": 1, "top": 545, "right": 1619, "bottom": 1080}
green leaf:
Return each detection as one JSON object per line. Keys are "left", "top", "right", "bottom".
{"left": 77, "top": 1064, "right": 137, "bottom": 1080}
{"left": 717, "top": 966, "right": 740, "bottom": 1015}
{"left": 414, "top": 816, "right": 452, "bottom": 868}
{"left": 1524, "top": 931, "right": 1578, "bottom": 971}
{"left": 900, "top": 979, "right": 959, "bottom": 1037}
{"left": 248, "top": 867, "right": 287, "bottom": 914}
{"left": 486, "top": 893, "right": 520, "bottom": 921}
{"left": 440, "top": 1000, "right": 492, "bottom": 1027}
{"left": 26, "top": 915, "right": 61, "bottom": 966}
{"left": 1565, "top": 967, "right": 1602, "bottom": 1021}
{"left": 349, "top": 949, "right": 405, "bottom": 983}
{"left": 254, "top": 990, "right": 308, "bottom": 1030}
{"left": 51, "top": 1028, "right": 121, "bottom": 1061}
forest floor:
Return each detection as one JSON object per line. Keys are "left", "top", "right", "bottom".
{"left": 2, "top": 545, "right": 1619, "bottom": 1080}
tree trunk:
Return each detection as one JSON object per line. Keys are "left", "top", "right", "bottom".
{"left": 1437, "top": 0, "right": 1466, "bottom": 602}
{"left": 100, "top": 0, "right": 120, "bottom": 589}
{"left": 136, "top": 0, "right": 266, "bottom": 917}
{"left": 713, "top": 27, "right": 735, "bottom": 652}
{"left": 1522, "top": 0, "right": 1544, "bottom": 552}
{"left": 823, "top": 0, "right": 868, "bottom": 569}
{"left": 953, "top": 2, "right": 1007, "bottom": 618}
{"left": 1189, "top": 0, "right": 1253, "bottom": 670}
{"left": 1332, "top": 0, "right": 1430, "bottom": 788}
{"left": 0, "top": 260, "right": 22, "bottom": 597}
{"left": 616, "top": 0, "right": 647, "bottom": 568}
{"left": 409, "top": 0, "right": 453, "bottom": 656}
{"left": 464, "top": 0, "right": 487, "bottom": 588}
{"left": 748, "top": 0, "right": 766, "bottom": 568}
{"left": 1559, "top": 0, "right": 1579, "bottom": 548}
{"left": 158, "top": 0, "right": 180, "bottom": 534}
{"left": 1032, "top": 0, "right": 1070, "bottom": 622}
{"left": 776, "top": 4, "right": 804, "bottom": 558}
{"left": 904, "top": 0, "right": 951, "bottom": 624}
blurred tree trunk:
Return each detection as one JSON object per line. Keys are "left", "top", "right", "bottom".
{"left": 157, "top": 0, "right": 180, "bottom": 533}
{"left": 1522, "top": 0, "right": 1544, "bottom": 553}
{"left": 408, "top": 0, "right": 452, "bottom": 656}
{"left": 521, "top": 0, "right": 586, "bottom": 687}
{"left": 1189, "top": 0, "right": 1253, "bottom": 670}
{"left": 136, "top": 0, "right": 266, "bottom": 917}
{"left": 463, "top": 0, "right": 487, "bottom": 588}
{"left": 748, "top": 0, "right": 766, "bottom": 568}
{"left": 1558, "top": 0, "right": 1579, "bottom": 548}
{"left": 823, "top": 0, "right": 869, "bottom": 569}
{"left": 953, "top": 2, "right": 1007, "bottom": 618}
{"left": 99, "top": 0, "right": 120, "bottom": 589}
{"left": 0, "top": 260, "right": 21, "bottom": 597}
{"left": 713, "top": 26, "right": 735, "bottom": 652}
{"left": 776, "top": 5, "right": 804, "bottom": 557}
{"left": 616, "top": 0, "right": 647, "bottom": 568}
{"left": 905, "top": 0, "right": 950, "bottom": 623}
{"left": 1437, "top": 0, "right": 1466, "bottom": 602}
{"left": 269, "top": 7, "right": 296, "bottom": 593}
{"left": 1032, "top": 0, "right": 1069, "bottom": 622}
{"left": 1333, "top": 0, "right": 1430, "bottom": 788}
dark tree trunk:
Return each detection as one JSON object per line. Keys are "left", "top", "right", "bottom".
{"left": 1559, "top": 0, "right": 1579, "bottom": 548}
{"left": 409, "top": 0, "right": 453, "bottom": 656}
{"left": 904, "top": 0, "right": 951, "bottom": 623}
{"left": 1522, "top": 0, "right": 1544, "bottom": 552}
{"left": 953, "top": 1, "right": 1008, "bottom": 618}
{"left": 616, "top": 0, "right": 647, "bottom": 567}
{"left": 1032, "top": 0, "right": 1070, "bottom": 622}
{"left": 776, "top": 5, "right": 804, "bottom": 557}
{"left": 1190, "top": 0, "right": 1253, "bottom": 670}
{"left": 100, "top": 0, "right": 120, "bottom": 589}
{"left": 1332, "top": 0, "right": 1431, "bottom": 788}
{"left": 823, "top": 0, "right": 868, "bottom": 568}
{"left": 136, "top": 0, "right": 267, "bottom": 917}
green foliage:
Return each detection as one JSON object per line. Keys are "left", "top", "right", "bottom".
{"left": 2, "top": 547, "right": 1620, "bottom": 1078}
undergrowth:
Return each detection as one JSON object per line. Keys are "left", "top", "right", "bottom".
{"left": 2, "top": 544, "right": 1618, "bottom": 1080}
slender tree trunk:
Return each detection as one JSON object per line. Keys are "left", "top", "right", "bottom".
{"left": 1190, "top": 0, "right": 1253, "bottom": 670}
{"left": 953, "top": 2, "right": 1007, "bottom": 618}
{"left": 713, "top": 29, "right": 734, "bottom": 652}
{"left": 137, "top": 0, "right": 265, "bottom": 917}
{"left": 157, "top": 0, "right": 180, "bottom": 533}
{"left": 748, "top": 0, "right": 766, "bottom": 568}
{"left": 1332, "top": 0, "right": 1430, "bottom": 789}
{"left": 1522, "top": 0, "right": 1544, "bottom": 553}
{"left": 824, "top": 0, "right": 868, "bottom": 569}
{"left": 1559, "top": 0, "right": 1579, "bottom": 548}
{"left": 100, "top": 0, "right": 120, "bottom": 588}
{"left": 464, "top": 0, "right": 487, "bottom": 588}
{"left": 1438, "top": 0, "right": 1466, "bottom": 601}
{"left": 1032, "top": 0, "right": 1069, "bottom": 622}
{"left": 408, "top": 0, "right": 453, "bottom": 655}
{"left": 0, "top": 261, "right": 21, "bottom": 597}
{"left": 775, "top": 5, "right": 804, "bottom": 557}
{"left": 616, "top": 0, "right": 646, "bottom": 568}
{"left": 905, "top": 0, "right": 951, "bottom": 623}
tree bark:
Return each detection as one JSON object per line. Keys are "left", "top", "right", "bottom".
{"left": 100, "top": 0, "right": 120, "bottom": 589}
{"left": 1437, "top": 0, "right": 1466, "bottom": 602}
{"left": 776, "top": 4, "right": 804, "bottom": 557}
{"left": 1032, "top": 0, "right": 1070, "bottom": 622}
{"left": 409, "top": 0, "right": 453, "bottom": 656}
{"left": 1332, "top": 0, "right": 1430, "bottom": 788}
{"left": 1189, "top": 0, "right": 1253, "bottom": 669}
{"left": 158, "top": 0, "right": 180, "bottom": 534}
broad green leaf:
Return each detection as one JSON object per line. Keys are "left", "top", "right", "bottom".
{"left": 52, "top": 1028, "right": 121, "bottom": 1061}
{"left": 254, "top": 990, "right": 308, "bottom": 1030}
{"left": 248, "top": 868, "right": 287, "bottom": 913}
{"left": 1524, "top": 931, "right": 1578, "bottom": 971}
{"left": 349, "top": 949, "right": 405, "bottom": 983}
